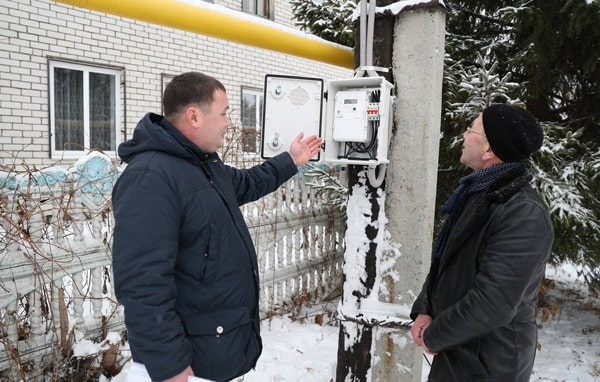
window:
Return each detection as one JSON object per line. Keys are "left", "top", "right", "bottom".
{"left": 161, "top": 73, "right": 175, "bottom": 115}
{"left": 242, "top": 0, "right": 272, "bottom": 18}
{"left": 49, "top": 61, "right": 121, "bottom": 159}
{"left": 241, "top": 88, "right": 263, "bottom": 153}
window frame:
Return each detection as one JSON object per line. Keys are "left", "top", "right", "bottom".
{"left": 160, "top": 73, "right": 176, "bottom": 115}
{"left": 49, "top": 60, "right": 122, "bottom": 159}
{"left": 242, "top": 0, "right": 273, "bottom": 19}
{"left": 240, "top": 87, "right": 264, "bottom": 154}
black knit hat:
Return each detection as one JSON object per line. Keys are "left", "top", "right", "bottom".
{"left": 482, "top": 104, "right": 543, "bottom": 162}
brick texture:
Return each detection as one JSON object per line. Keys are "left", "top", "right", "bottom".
{"left": 0, "top": 0, "right": 351, "bottom": 166}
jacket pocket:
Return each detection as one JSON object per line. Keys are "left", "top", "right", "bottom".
{"left": 182, "top": 306, "right": 251, "bottom": 336}
{"left": 200, "top": 223, "right": 220, "bottom": 284}
{"left": 182, "top": 306, "right": 259, "bottom": 381}
{"left": 178, "top": 223, "right": 221, "bottom": 284}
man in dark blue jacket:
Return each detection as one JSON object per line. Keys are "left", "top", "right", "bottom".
{"left": 410, "top": 104, "right": 554, "bottom": 381}
{"left": 112, "top": 71, "right": 322, "bottom": 382}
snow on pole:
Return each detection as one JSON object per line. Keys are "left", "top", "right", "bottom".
{"left": 335, "top": 1, "right": 446, "bottom": 381}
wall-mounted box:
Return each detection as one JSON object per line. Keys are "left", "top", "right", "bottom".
{"left": 261, "top": 74, "right": 394, "bottom": 166}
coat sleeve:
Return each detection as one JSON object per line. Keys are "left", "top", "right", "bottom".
{"left": 111, "top": 166, "right": 193, "bottom": 380}
{"left": 228, "top": 152, "right": 298, "bottom": 205}
{"left": 423, "top": 196, "right": 553, "bottom": 352}
{"left": 410, "top": 274, "right": 432, "bottom": 320}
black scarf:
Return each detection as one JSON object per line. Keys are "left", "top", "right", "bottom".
{"left": 432, "top": 162, "right": 521, "bottom": 259}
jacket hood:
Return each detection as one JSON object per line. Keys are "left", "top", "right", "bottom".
{"left": 118, "top": 113, "right": 209, "bottom": 163}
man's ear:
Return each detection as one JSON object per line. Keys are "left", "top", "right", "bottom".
{"left": 184, "top": 105, "right": 203, "bottom": 128}
{"left": 482, "top": 143, "right": 497, "bottom": 161}
{"left": 482, "top": 143, "right": 504, "bottom": 164}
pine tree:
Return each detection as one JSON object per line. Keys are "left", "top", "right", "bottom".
{"left": 303, "top": 164, "right": 349, "bottom": 219}
{"left": 446, "top": 54, "right": 600, "bottom": 287}
{"left": 444, "top": 0, "right": 600, "bottom": 286}
{"left": 289, "top": 0, "right": 357, "bottom": 47}
{"left": 512, "top": 0, "right": 600, "bottom": 135}
{"left": 437, "top": 51, "right": 523, "bottom": 215}
{"left": 532, "top": 124, "right": 600, "bottom": 286}
{"left": 291, "top": 0, "right": 600, "bottom": 287}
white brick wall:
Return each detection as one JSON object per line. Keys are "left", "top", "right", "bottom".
{"left": 0, "top": 0, "right": 351, "bottom": 166}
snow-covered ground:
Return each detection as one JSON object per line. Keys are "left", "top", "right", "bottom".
{"left": 107, "top": 263, "right": 599, "bottom": 382}
{"left": 530, "top": 264, "right": 600, "bottom": 382}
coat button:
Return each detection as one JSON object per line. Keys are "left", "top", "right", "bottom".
{"left": 216, "top": 325, "right": 224, "bottom": 334}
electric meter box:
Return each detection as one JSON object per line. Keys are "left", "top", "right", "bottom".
{"left": 261, "top": 74, "right": 394, "bottom": 166}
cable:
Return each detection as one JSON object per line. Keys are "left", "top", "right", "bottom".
{"left": 367, "top": 164, "right": 387, "bottom": 187}
{"left": 423, "top": 353, "right": 433, "bottom": 367}
{"left": 366, "top": 0, "right": 378, "bottom": 77}
{"left": 360, "top": 0, "right": 367, "bottom": 68}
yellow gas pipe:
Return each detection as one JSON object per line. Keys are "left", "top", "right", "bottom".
{"left": 52, "top": 0, "right": 354, "bottom": 69}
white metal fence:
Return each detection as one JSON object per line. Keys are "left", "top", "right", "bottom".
{"left": 0, "top": 152, "right": 344, "bottom": 380}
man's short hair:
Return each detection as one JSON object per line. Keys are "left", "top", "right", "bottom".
{"left": 163, "top": 72, "right": 226, "bottom": 119}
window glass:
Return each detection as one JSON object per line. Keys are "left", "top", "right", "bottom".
{"left": 89, "top": 72, "right": 116, "bottom": 151}
{"left": 241, "top": 88, "right": 263, "bottom": 153}
{"left": 54, "top": 68, "right": 84, "bottom": 151}
{"left": 257, "top": 0, "right": 269, "bottom": 17}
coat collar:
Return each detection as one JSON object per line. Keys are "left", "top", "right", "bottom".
{"left": 438, "top": 163, "right": 532, "bottom": 269}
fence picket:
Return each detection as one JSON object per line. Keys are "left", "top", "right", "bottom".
{"left": 0, "top": 153, "right": 344, "bottom": 377}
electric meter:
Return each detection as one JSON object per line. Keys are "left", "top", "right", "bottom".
{"left": 332, "top": 90, "right": 370, "bottom": 143}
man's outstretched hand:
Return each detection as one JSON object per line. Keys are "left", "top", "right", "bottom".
{"left": 288, "top": 132, "right": 323, "bottom": 166}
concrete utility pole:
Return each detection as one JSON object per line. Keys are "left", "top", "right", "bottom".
{"left": 335, "top": 1, "right": 446, "bottom": 381}
{"left": 381, "top": 4, "right": 446, "bottom": 381}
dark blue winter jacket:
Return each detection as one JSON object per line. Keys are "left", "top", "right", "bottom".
{"left": 112, "top": 113, "right": 298, "bottom": 381}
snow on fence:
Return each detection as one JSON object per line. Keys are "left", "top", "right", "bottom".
{"left": 0, "top": 152, "right": 344, "bottom": 379}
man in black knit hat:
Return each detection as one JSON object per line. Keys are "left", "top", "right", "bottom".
{"left": 410, "top": 104, "right": 554, "bottom": 382}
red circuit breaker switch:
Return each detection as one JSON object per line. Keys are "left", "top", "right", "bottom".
{"left": 366, "top": 103, "right": 380, "bottom": 120}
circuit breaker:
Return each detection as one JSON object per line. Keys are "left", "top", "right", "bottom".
{"left": 261, "top": 74, "right": 393, "bottom": 166}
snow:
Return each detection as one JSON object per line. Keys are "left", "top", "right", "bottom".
{"left": 72, "top": 330, "right": 122, "bottom": 359}
{"left": 351, "top": 0, "right": 446, "bottom": 20}
{"left": 530, "top": 264, "right": 600, "bottom": 382}
{"left": 104, "top": 262, "right": 599, "bottom": 382}
{"left": 337, "top": 179, "right": 412, "bottom": 329}
{"left": 238, "top": 316, "right": 340, "bottom": 381}
{"left": 384, "top": 0, "right": 446, "bottom": 15}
